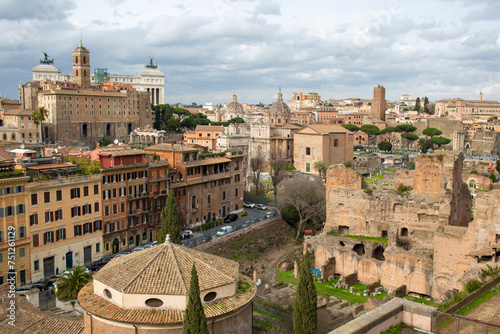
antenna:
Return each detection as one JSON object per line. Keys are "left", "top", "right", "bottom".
{"left": 114, "top": 139, "right": 119, "bottom": 145}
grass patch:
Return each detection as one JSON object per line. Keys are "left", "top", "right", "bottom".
{"left": 253, "top": 308, "right": 285, "bottom": 322}
{"left": 253, "top": 318, "right": 275, "bottom": 331}
{"left": 403, "top": 295, "right": 437, "bottom": 307}
{"left": 344, "top": 235, "right": 388, "bottom": 244}
{"left": 457, "top": 288, "right": 498, "bottom": 315}
{"left": 275, "top": 269, "right": 388, "bottom": 304}
{"left": 231, "top": 254, "right": 239, "bottom": 260}
{"left": 380, "top": 323, "right": 408, "bottom": 334}
{"left": 327, "top": 231, "right": 339, "bottom": 236}
{"left": 255, "top": 298, "right": 293, "bottom": 313}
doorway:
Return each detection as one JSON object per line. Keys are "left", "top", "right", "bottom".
{"left": 43, "top": 256, "right": 55, "bottom": 279}
{"left": 112, "top": 238, "right": 119, "bottom": 254}
{"left": 65, "top": 251, "right": 73, "bottom": 269}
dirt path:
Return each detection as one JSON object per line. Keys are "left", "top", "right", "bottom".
{"left": 439, "top": 292, "right": 500, "bottom": 334}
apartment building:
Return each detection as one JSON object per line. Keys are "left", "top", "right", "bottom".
{"left": 28, "top": 174, "right": 102, "bottom": 282}
{"left": 0, "top": 164, "right": 30, "bottom": 286}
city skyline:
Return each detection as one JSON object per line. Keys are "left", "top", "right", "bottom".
{"left": 1, "top": 0, "right": 500, "bottom": 104}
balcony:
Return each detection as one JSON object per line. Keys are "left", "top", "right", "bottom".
{"left": 128, "top": 191, "right": 149, "bottom": 199}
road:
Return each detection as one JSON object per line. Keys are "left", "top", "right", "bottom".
{"left": 182, "top": 206, "right": 274, "bottom": 247}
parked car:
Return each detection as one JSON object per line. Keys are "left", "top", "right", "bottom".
{"left": 15, "top": 285, "right": 33, "bottom": 295}
{"left": 33, "top": 281, "right": 50, "bottom": 291}
{"left": 266, "top": 209, "right": 278, "bottom": 218}
{"left": 143, "top": 243, "right": 154, "bottom": 249}
{"left": 131, "top": 246, "right": 144, "bottom": 253}
{"left": 182, "top": 230, "right": 194, "bottom": 239}
{"left": 224, "top": 213, "right": 238, "bottom": 224}
{"left": 216, "top": 226, "right": 234, "bottom": 237}
{"left": 243, "top": 202, "right": 255, "bottom": 208}
{"left": 256, "top": 204, "right": 267, "bottom": 210}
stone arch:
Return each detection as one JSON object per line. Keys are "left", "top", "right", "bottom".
{"left": 407, "top": 271, "right": 431, "bottom": 296}
{"left": 432, "top": 276, "right": 452, "bottom": 300}
{"left": 82, "top": 123, "right": 88, "bottom": 138}
{"left": 372, "top": 245, "right": 385, "bottom": 261}
{"left": 353, "top": 243, "right": 365, "bottom": 256}
{"left": 400, "top": 227, "right": 408, "bottom": 237}
{"left": 335, "top": 252, "right": 357, "bottom": 276}
{"left": 358, "top": 258, "right": 379, "bottom": 284}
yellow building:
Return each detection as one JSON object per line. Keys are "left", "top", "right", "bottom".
{"left": 28, "top": 174, "right": 102, "bottom": 282}
{"left": 0, "top": 164, "right": 30, "bottom": 286}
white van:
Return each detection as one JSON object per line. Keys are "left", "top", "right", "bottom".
{"left": 216, "top": 226, "right": 234, "bottom": 237}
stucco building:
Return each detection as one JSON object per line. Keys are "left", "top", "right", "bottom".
{"left": 28, "top": 174, "right": 103, "bottom": 282}
{"left": 78, "top": 236, "right": 256, "bottom": 333}
{"left": 183, "top": 125, "right": 224, "bottom": 151}
{"left": 145, "top": 143, "right": 244, "bottom": 226}
{"left": 293, "top": 124, "right": 354, "bottom": 174}
{"left": 0, "top": 164, "right": 30, "bottom": 286}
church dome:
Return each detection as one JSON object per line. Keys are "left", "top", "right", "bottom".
{"left": 226, "top": 93, "right": 244, "bottom": 114}
{"left": 269, "top": 89, "right": 291, "bottom": 124}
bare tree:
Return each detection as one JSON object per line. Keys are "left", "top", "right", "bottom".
{"left": 278, "top": 175, "right": 326, "bottom": 241}
{"left": 250, "top": 153, "right": 264, "bottom": 196}
{"left": 269, "top": 154, "right": 288, "bottom": 201}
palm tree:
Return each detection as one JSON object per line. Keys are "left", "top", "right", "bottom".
{"left": 55, "top": 266, "right": 92, "bottom": 300}
{"left": 31, "top": 106, "right": 48, "bottom": 143}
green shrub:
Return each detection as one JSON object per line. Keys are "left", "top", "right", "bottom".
{"left": 469, "top": 170, "right": 479, "bottom": 175}
{"left": 344, "top": 160, "right": 352, "bottom": 168}
{"left": 463, "top": 279, "right": 483, "bottom": 293}
{"left": 480, "top": 265, "right": 500, "bottom": 281}
{"left": 241, "top": 211, "right": 248, "bottom": 216}
{"left": 396, "top": 184, "right": 412, "bottom": 195}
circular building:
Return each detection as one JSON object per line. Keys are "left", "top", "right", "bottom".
{"left": 269, "top": 89, "right": 291, "bottom": 125}
{"left": 79, "top": 237, "right": 256, "bottom": 333}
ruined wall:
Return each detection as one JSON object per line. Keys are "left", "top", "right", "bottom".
{"left": 393, "top": 170, "right": 415, "bottom": 187}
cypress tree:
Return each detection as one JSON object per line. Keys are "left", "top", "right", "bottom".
{"left": 158, "top": 188, "right": 182, "bottom": 244}
{"left": 183, "top": 264, "right": 209, "bottom": 334}
{"left": 293, "top": 251, "right": 317, "bottom": 334}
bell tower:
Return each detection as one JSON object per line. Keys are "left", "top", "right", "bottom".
{"left": 72, "top": 41, "right": 91, "bottom": 89}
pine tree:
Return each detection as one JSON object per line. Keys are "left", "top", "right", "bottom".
{"left": 183, "top": 264, "right": 209, "bottom": 334}
{"left": 293, "top": 251, "right": 317, "bottom": 334}
{"left": 158, "top": 188, "right": 182, "bottom": 244}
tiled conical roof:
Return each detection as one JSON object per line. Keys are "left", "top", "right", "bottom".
{"left": 93, "top": 239, "right": 239, "bottom": 295}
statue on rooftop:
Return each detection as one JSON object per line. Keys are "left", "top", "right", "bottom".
{"left": 40, "top": 51, "right": 54, "bottom": 65}
{"left": 145, "top": 56, "right": 158, "bottom": 69}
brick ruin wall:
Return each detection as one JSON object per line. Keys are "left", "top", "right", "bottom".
{"left": 314, "top": 155, "right": 497, "bottom": 300}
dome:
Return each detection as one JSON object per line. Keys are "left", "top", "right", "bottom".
{"left": 226, "top": 93, "right": 244, "bottom": 114}
{"left": 78, "top": 236, "right": 256, "bottom": 330}
{"left": 269, "top": 89, "right": 291, "bottom": 124}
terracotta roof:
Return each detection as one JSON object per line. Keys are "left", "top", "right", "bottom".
{"left": 93, "top": 241, "right": 239, "bottom": 295}
{"left": 3, "top": 108, "right": 32, "bottom": 116}
{"left": 184, "top": 157, "right": 231, "bottom": 167}
{"left": 299, "top": 124, "right": 350, "bottom": 134}
{"left": 0, "top": 285, "right": 83, "bottom": 334}
{"left": 195, "top": 125, "right": 224, "bottom": 131}
{"left": 145, "top": 143, "right": 199, "bottom": 153}
{"left": 78, "top": 275, "right": 256, "bottom": 325}
{"left": 98, "top": 145, "right": 147, "bottom": 157}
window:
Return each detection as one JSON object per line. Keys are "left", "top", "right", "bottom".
{"left": 16, "top": 204, "right": 25, "bottom": 215}
{"left": 94, "top": 184, "right": 99, "bottom": 195}
{"left": 30, "top": 213, "right": 39, "bottom": 226}
{"left": 113, "top": 204, "right": 117, "bottom": 215}
{"left": 334, "top": 139, "right": 339, "bottom": 147}
{"left": 32, "top": 234, "right": 39, "bottom": 247}
{"left": 71, "top": 188, "right": 81, "bottom": 199}
{"left": 55, "top": 209, "right": 63, "bottom": 221}
{"left": 31, "top": 194, "right": 38, "bottom": 205}
{"left": 34, "top": 260, "right": 39, "bottom": 271}
{"left": 104, "top": 206, "right": 109, "bottom": 216}
{"left": 121, "top": 203, "right": 125, "bottom": 212}
{"left": 94, "top": 202, "right": 100, "bottom": 212}
{"left": 0, "top": 231, "right": 3, "bottom": 243}
{"left": 113, "top": 221, "right": 118, "bottom": 231}
{"left": 4, "top": 187, "right": 13, "bottom": 194}
{"left": 44, "top": 231, "right": 54, "bottom": 244}
{"left": 16, "top": 185, "right": 25, "bottom": 194}
{"left": 96, "top": 243, "right": 100, "bottom": 253}
{"left": 56, "top": 190, "right": 62, "bottom": 201}
{"left": 45, "top": 211, "right": 54, "bottom": 223}
{"left": 306, "top": 147, "right": 311, "bottom": 155}
{"left": 84, "top": 186, "right": 89, "bottom": 197}
{"left": 18, "top": 226, "right": 26, "bottom": 239}
{"left": 44, "top": 191, "right": 50, "bottom": 203}
{"left": 105, "top": 223, "right": 110, "bottom": 233}
{"left": 93, "top": 220, "right": 102, "bottom": 231}
{"left": 306, "top": 163, "right": 310, "bottom": 172}
{"left": 129, "top": 236, "right": 134, "bottom": 244}
{"left": 223, "top": 191, "right": 226, "bottom": 200}
{"left": 71, "top": 206, "right": 81, "bottom": 217}
{"left": 74, "top": 225, "right": 82, "bottom": 237}
{"left": 56, "top": 228, "right": 66, "bottom": 241}
{"left": 83, "top": 223, "right": 92, "bottom": 234}
{"left": 235, "top": 188, "right": 238, "bottom": 197}
{"left": 19, "top": 248, "right": 25, "bottom": 257}
{"left": 83, "top": 204, "right": 92, "bottom": 215}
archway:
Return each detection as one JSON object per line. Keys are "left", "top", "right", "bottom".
{"left": 106, "top": 123, "right": 111, "bottom": 137}
{"left": 128, "top": 123, "right": 133, "bottom": 135}
{"left": 353, "top": 243, "right": 365, "bottom": 255}
{"left": 65, "top": 251, "right": 73, "bottom": 269}
{"left": 82, "top": 123, "right": 88, "bottom": 137}
{"left": 112, "top": 238, "right": 119, "bottom": 254}
{"left": 135, "top": 234, "right": 140, "bottom": 246}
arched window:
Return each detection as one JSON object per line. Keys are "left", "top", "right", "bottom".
{"left": 207, "top": 195, "right": 211, "bottom": 206}
{"left": 129, "top": 236, "right": 134, "bottom": 244}
{"left": 191, "top": 195, "right": 197, "bottom": 210}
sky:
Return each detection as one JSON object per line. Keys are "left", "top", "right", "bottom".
{"left": 1, "top": 0, "right": 500, "bottom": 105}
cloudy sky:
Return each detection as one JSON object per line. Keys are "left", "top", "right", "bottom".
{"left": 1, "top": 0, "right": 500, "bottom": 105}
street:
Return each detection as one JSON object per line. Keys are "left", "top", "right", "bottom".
{"left": 182, "top": 206, "right": 275, "bottom": 247}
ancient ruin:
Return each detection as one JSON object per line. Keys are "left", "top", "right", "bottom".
{"left": 306, "top": 152, "right": 500, "bottom": 300}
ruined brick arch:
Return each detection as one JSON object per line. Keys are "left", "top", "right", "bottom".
{"left": 335, "top": 252, "right": 357, "bottom": 276}
{"left": 433, "top": 276, "right": 452, "bottom": 300}
{"left": 353, "top": 243, "right": 365, "bottom": 256}
{"left": 407, "top": 271, "right": 431, "bottom": 296}
{"left": 380, "top": 262, "right": 404, "bottom": 290}
{"left": 372, "top": 245, "right": 385, "bottom": 261}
